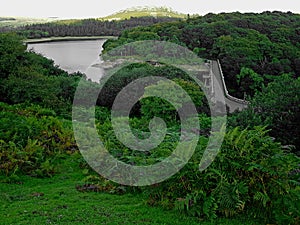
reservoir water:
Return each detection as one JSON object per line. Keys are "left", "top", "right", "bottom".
{"left": 27, "top": 39, "right": 106, "bottom": 82}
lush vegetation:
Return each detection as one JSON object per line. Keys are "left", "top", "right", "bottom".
{"left": 0, "top": 33, "right": 85, "bottom": 118}
{"left": 0, "top": 10, "right": 299, "bottom": 224}
{"left": 229, "top": 74, "right": 300, "bottom": 154}
{"left": 103, "top": 11, "right": 300, "bottom": 153}
{"left": 103, "top": 11, "right": 300, "bottom": 96}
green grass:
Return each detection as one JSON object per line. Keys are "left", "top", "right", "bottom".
{"left": 0, "top": 153, "right": 260, "bottom": 225}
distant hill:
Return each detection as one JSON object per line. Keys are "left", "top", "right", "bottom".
{"left": 0, "top": 17, "right": 16, "bottom": 22}
{"left": 0, "top": 17, "right": 58, "bottom": 28}
{"left": 0, "top": 6, "right": 185, "bottom": 28}
{"left": 101, "top": 6, "right": 186, "bottom": 21}
{"left": 49, "top": 6, "right": 185, "bottom": 26}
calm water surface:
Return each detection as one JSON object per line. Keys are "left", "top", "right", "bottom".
{"left": 27, "top": 40, "right": 106, "bottom": 82}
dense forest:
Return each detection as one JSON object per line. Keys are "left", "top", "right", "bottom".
{"left": 0, "top": 11, "right": 299, "bottom": 224}
{"left": 102, "top": 11, "right": 300, "bottom": 152}
{"left": 0, "top": 17, "right": 180, "bottom": 38}
{"left": 103, "top": 11, "right": 300, "bottom": 95}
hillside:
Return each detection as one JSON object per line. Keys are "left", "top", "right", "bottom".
{"left": 103, "top": 11, "right": 300, "bottom": 152}
{"left": 101, "top": 6, "right": 186, "bottom": 20}
{"left": 0, "top": 10, "right": 299, "bottom": 224}
{"left": 54, "top": 6, "right": 186, "bottom": 25}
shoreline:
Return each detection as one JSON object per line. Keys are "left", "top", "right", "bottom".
{"left": 24, "top": 36, "right": 117, "bottom": 44}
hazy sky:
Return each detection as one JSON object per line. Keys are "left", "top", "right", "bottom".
{"left": 1, "top": 0, "right": 299, "bottom": 19}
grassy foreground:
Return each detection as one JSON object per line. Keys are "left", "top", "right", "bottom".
{"left": 0, "top": 153, "right": 259, "bottom": 225}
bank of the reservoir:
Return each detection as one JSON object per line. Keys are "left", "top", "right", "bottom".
{"left": 24, "top": 36, "right": 117, "bottom": 44}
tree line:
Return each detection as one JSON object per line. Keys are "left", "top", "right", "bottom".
{"left": 0, "top": 17, "right": 180, "bottom": 38}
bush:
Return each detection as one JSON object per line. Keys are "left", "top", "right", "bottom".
{"left": 0, "top": 102, "right": 77, "bottom": 177}
{"left": 140, "top": 78, "right": 207, "bottom": 125}
{"left": 97, "top": 63, "right": 193, "bottom": 109}
{"left": 229, "top": 75, "right": 300, "bottom": 155}
{"left": 141, "top": 126, "right": 300, "bottom": 224}
{"left": 93, "top": 104, "right": 299, "bottom": 224}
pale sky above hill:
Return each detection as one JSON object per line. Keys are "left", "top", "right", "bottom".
{"left": 1, "top": 0, "right": 299, "bottom": 19}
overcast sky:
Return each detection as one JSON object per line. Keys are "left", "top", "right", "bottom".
{"left": 1, "top": 0, "right": 299, "bottom": 19}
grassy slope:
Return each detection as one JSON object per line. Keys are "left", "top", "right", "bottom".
{"left": 102, "top": 6, "right": 186, "bottom": 21}
{"left": 0, "top": 153, "right": 260, "bottom": 225}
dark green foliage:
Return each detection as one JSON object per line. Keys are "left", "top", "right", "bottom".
{"left": 0, "top": 33, "right": 88, "bottom": 178}
{"left": 89, "top": 17, "right": 300, "bottom": 223}
{"left": 141, "top": 127, "right": 300, "bottom": 223}
{"left": 0, "top": 103, "right": 77, "bottom": 177}
{"left": 97, "top": 63, "right": 194, "bottom": 109}
{"left": 0, "top": 33, "right": 84, "bottom": 119}
{"left": 0, "top": 33, "right": 26, "bottom": 79}
{"left": 237, "top": 67, "right": 264, "bottom": 96}
{"left": 140, "top": 78, "right": 206, "bottom": 124}
{"left": 229, "top": 75, "right": 300, "bottom": 153}
{"left": 96, "top": 116, "right": 179, "bottom": 166}
{"left": 90, "top": 101, "right": 299, "bottom": 224}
